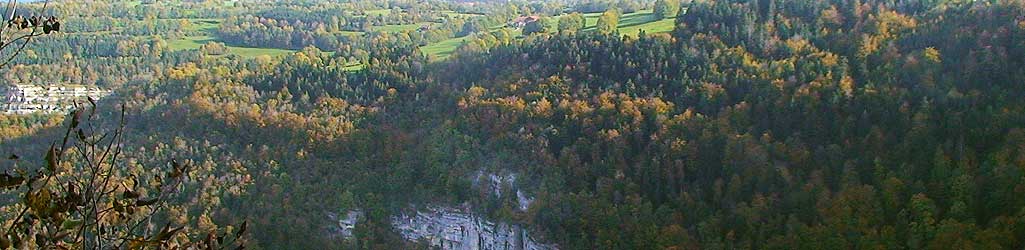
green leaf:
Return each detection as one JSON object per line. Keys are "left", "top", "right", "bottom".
{"left": 25, "top": 188, "right": 52, "bottom": 213}
{"left": 236, "top": 221, "right": 247, "bottom": 237}
{"left": 60, "top": 219, "right": 82, "bottom": 230}
{"left": 0, "top": 235, "right": 9, "bottom": 249}
{"left": 34, "top": 234, "right": 45, "bottom": 248}
{"left": 135, "top": 197, "right": 159, "bottom": 206}
{"left": 45, "top": 144, "right": 58, "bottom": 173}
{"left": 70, "top": 110, "right": 81, "bottom": 128}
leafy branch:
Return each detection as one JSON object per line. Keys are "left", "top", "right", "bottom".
{"left": 0, "top": 0, "right": 61, "bottom": 69}
{"left": 0, "top": 102, "right": 246, "bottom": 249}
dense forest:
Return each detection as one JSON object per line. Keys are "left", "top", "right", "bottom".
{"left": 1, "top": 0, "right": 1025, "bottom": 249}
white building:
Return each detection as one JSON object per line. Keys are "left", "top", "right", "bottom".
{"left": 2, "top": 84, "right": 111, "bottom": 114}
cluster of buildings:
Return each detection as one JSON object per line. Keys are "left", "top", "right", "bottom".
{"left": 2, "top": 84, "right": 112, "bottom": 114}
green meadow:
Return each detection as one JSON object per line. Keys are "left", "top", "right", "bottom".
{"left": 165, "top": 35, "right": 296, "bottom": 58}
{"left": 144, "top": 10, "right": 678, "bottom": 62}
{"left": 370, "top": 22, "right": 432, "bottom": 33}
{"left": 580, "top": 9, "right": 678, "bottom": 36}
{"left": 419, "top": 9, "right": 680, "bottom": 60}
{"left": 420, "top": 36, "right": 471, "bottom": 60}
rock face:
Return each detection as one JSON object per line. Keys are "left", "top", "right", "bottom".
{"left": 331, "top": 210, "right": 363, "bottom": 238}
{"left": 516, "top": 190, "right": 534, "bottom": 212}
{"left": 475, "top": 171, "right": 534, "bottom": 212}
{"left": 332, "top": 170, "right": 548, "bottom": 248}
{"left": 391, "top": 206, "right": 557, "bottom": 250}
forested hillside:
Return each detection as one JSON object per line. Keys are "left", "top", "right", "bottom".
{"left": 2, "top": 0, "right": 1024, "bottom": 249}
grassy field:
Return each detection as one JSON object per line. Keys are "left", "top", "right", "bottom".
{"left": 617, "top": 17, "right": 676, "bottom": 37}
{"left": 583, "top": 12, "right": 603, "bottom": 28}
{"left": 166, "top": 35, "right": 295, "bottom": 58}
{"left": 342, "top": 63, "right": 365, "bottom": 72}
{"left": 161, "top": 18, "right": 296, "bottom": 58}
{"left": 440, "top": 10, "right": 484, "bottom": 18}
{"left": 337, "top": 30, "right": 365, "bottom": 36}
{"left": 124, "top": 0, "right": 143, "bottom": 8}
{"left": 160, "top": 9, "right": 676, "bottom": 62}
{"left": 362, "top": 9, "right": 393, "bottom": 16}
{"left": 165, "top": 16, "right": 431, "bottom": 58}
{"left": 228, "top": 46, "right": 296, "bottom": 58}
{"left": 419, "top": 9, "right": 678, "bottom": 60}
{"left": 185, "top": 18, "right": 222, "bottom": 32}
{"left": 580, "top": 9, "right": 676, "bottom": 35}
{"left": 371, "top": 22, "right": 431, "bottom": 33}
{"left": 155, "top": 9, "right": 677, "bottom": 61}
{"left": 166, "top": 35, "right": 216, "bottom": 51}
{"left": 420, "top": 24, "right": 520, "bottom": 60}
{"left": 421, "top": 36, "right": 471, "bottom": 60}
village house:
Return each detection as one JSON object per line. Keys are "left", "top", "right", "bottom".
{"left": 507, "top": 15, "right": 540, "bottom": 28}
{"left": 2, "top": 84, "right": 112, "bottom": 114}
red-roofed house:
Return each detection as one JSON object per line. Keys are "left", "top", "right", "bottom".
{"left": 508, "top": 15, "right": 540, "bottom": 28}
